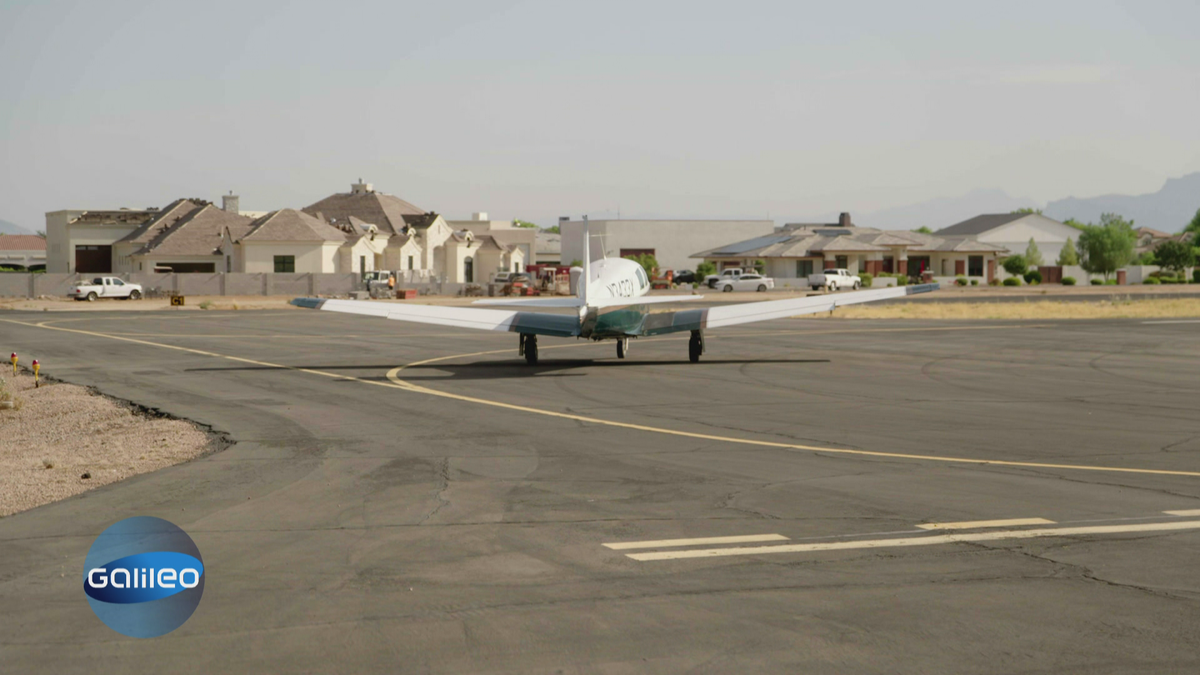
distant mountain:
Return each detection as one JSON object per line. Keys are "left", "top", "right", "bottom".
{"left": 1044, "top": 173, "right": 1200, "bottom": 233}
{"left": 807, "top": 188, "right": 1037, "bottom": 231}
{"left": 0, "top": 219, "right": 34, "bottom": 235}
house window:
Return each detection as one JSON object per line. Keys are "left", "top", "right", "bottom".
{"left": 836, "top": 255, "right": 848, "bottom": 269}
{"left": 968, "top": 256, "right": 983, "bottom": 277}
{"left": 274, "top": 255, "right": 295, "bottom": 273}
{"left": 360, "top": 255, "right": 366, "bottom": 273}
{"left": 464, "top": 256, "right": 474, "bottom": 283}
{"left": 225, "top": 256, "right": 231, "bottom": 273}
{"left": 407, "top": 255, "right": 414, "bottom": 270}
{"left": 795, "top": 260, "right": 814, "bottom": 278}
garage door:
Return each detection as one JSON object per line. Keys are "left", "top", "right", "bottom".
{"left": 75, "top": 245, "right": 112, "bottom": 273}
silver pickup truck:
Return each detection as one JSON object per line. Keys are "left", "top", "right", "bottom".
{"left": 809, "top": 268, "right": 862, "bottom": 291}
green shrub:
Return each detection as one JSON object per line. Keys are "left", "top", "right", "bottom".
{"left": 1002, "top": 255, "right": 1027, "bottom": 276}
{"left": 1090, "top": 279, "right": 1103, "bottom": 285}
{"left": 1144, "top": 277, "right": 1161, "bottom": 285}
{"left": 1023, "top": 270, "right": 1042, "bottom": 285}
{"left": 988, "top": 278, "right": 1001, "bottom": 286}
{"left": 970, "top": 279, "right": 979, "bottom": 286}
{"left": 1002, "top": 277, "right": 1021, "bottom": 286}
{"left": 1104, "top": 279, "right": 1118, "bottom": 285}
{"left": 1062, "top": 276, "right": 1076, "bottom": 286}
{"left": 860, "top": 273, "right": 873, "bottom": 288}
{"left": 954, "top": 276, "right": 968, "bottom": 286}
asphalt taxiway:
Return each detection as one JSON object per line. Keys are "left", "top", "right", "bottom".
{"left": 2, "top": 309, "right": 1200, "bottom": 673}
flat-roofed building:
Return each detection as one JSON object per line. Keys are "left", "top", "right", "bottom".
{"left": 560, "top": 218, "right": 776, "bottom": 272}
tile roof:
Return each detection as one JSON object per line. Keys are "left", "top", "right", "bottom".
{"left": 935, "top": 213, "right": 1028, "bottom": 236}
{"left": 692, "top": 224, "right": 1011, "bottom": 259}
{"left": 116, "top": 199, "right": 203, "bottom": 245}
{"left": 134, "top": 205, "right": 254, "bottom": 256}
{"left": 241, "top": 209, "right": 348, "bottom": 242}
{"left": 301, "top": 191, "right": 425, "bottom": 235}
{"left": 0, "top": 235, "right": 47, "bottom": 251}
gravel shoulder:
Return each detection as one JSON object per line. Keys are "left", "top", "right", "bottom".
{"left": 0, "top": 371, "right": 223, "bottom": 517}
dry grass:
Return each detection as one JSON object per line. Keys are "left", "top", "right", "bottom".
{"left": 805, "top": 297, "right": 1200, "bottom": 320}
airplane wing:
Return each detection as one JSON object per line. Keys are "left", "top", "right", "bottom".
{"left": 472, "top": 295, "right": 704, "bottom": 308}
{"left": 634, "top": 283, "right": 939, "bottom": 336}
{"left": 289, "top": 298, "right": 580, "bottom": 337}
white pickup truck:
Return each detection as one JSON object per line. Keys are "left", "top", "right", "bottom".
{"left": 810, "top": 268, "right": 861, "bottom": 292}
{"left": 69, "top": 277, "right": 143, "bottom": 301}
{"left": 704, "top": 268, "right": 745, "bottom": 288}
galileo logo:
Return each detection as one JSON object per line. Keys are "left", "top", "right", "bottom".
{"left": 83, "top": 516, "right": 205, "bottom": 638}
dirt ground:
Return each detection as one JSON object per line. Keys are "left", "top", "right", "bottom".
{"left": 0, "top": 372, "right": 220, "bottom": 517}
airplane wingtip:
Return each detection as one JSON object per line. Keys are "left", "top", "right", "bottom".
{"left": 290, "top": 297, "right": 325, "bottom": 309}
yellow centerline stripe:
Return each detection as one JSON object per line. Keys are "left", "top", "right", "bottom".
{"left": 916, "top": 518, "right": 1055, "bottom": 530}
{"left": 3, "top": 316, "right": 1195, "bottom": 478}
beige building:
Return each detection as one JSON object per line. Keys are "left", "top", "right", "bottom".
{"left": 0, "top": 235, "right": 48, "bottom": 271}
{"left": 693, "top": 214, "right": 1009, "bottom": 286}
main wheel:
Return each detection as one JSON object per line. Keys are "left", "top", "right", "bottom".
{"left": 616, "top": 338, "right": 628, "bottom": 359}
{"left": 129, "top": 290, "right": 141, "bottom": 300}
{"left": 688, "top": 331, "right": 702, "bottom": 363}
{"left": 757, "top": 284, "right": 767, "bottom": 292}
{"left": 86, "top": 292, "right": 97, "bottom": 302}
{"left": 524, "top": 335, "right": 539, "bottom": 365}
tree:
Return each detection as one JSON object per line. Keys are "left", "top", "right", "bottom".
{"left": 542, "top": 225, "right": 560, "bottom": 234}
{"left": 513, "top": 219, "right": 538, "bottom": 229}
{"left": 1057, "top": 237, "right": 1079, "bottom": 265}
{"left": 1154, "top": 240, "right": 1196, "bottom": 275}
{"left": 1024, "top": 238, "right": 1044, "bottom": 267}
{"left": 913, "top": 226, "right": 933, "bottom": 234}
{"left": 695, "top": 261, "right": 716, "bottom": 280}
{"left": 1002, "top": 254, "right": 1027, "bottom": 276}
{"left": 1062, "top": 218, "right": 1086, "bottom": 231}
{"left": 1077, "top": 213, "right": 1136, "bottom": 281}
{"left": 1012, "top": 207, "right": 1043, "bottom": 215}
{"left": 1185, "top": 208, "right": 1200, "bottom": 236}
{"left": 623, "top": 253, "right": 658, "bottom": 277}
{"left": 569, "top": 259, "right": 583, "bottom": 267}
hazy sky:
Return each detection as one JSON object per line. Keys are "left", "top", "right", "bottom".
{"left": 2, "top": 0, "right": 1198, "bottom": 230}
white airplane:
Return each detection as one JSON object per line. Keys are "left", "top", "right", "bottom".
{"left": 291, "top": 218, "right": 939, "bottom": 364}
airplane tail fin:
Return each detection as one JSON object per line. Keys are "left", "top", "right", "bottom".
{"left": 580, "top": 216, "right": 590, "bottom": 305}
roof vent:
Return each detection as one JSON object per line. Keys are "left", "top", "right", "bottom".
{"left": 351, "top": 179, "right": 374, "bottom": 195}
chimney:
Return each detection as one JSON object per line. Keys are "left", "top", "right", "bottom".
{"left": 472, "top": 212, "right": 488, "bottom": 221}
{"left": 351, "top": 178, "right": 374, "bottom": 195}
{"left": 222, "top": 191, "right": 240, "bottom": 214}
{"left": 839, "top": 212, "right": 852, "bottom": 227}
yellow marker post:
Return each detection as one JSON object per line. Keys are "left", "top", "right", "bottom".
{"left": 9, "top": 352, "right": 15, "bottom": 376}
{"left": 32, "top": 359, "right": 40, "bottom": 387}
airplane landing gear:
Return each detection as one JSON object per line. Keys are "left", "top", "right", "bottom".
{"left": 617, "top": 337, "right": 629, "bottom": 359}
{"left": 688, "top": 329, "right": 704, "bottom": 363}
{"left": 521, "top": 333, "right": 539, "bottom": 365}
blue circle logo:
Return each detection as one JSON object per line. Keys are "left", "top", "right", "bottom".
{"left": 83, "top": 516, "right": 205, "bottom": 638}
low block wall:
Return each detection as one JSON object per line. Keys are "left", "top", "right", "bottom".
{"left": 0, "top": 272, "right": 367, "bottom": 298}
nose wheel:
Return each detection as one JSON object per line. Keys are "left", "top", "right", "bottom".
{"left": 519, "top": 333, "right": 539, "bottom": 365}
{"left": 616, "top": 338, "right": 629, "bottom": 359}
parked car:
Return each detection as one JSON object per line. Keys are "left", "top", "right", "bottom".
{"left": 717, "top": 273, "right": 774, "bottom": 292}
{"left": 704, "top": 268, "right": 745, "bottom": 288}
{"left": 672, "top": 269, "right": 696, "bottom": 284}
{"left": 809, "top": 268, "right": 861, "bottom": 291}
{"left": 69, "top": 277, "right": 143, "bottom": 301}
